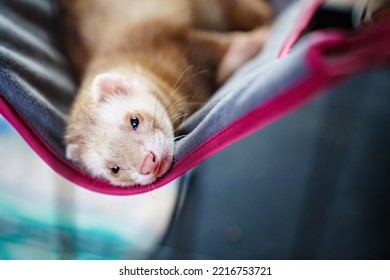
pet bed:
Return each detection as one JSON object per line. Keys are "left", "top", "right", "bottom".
{"left": 0, "top": 0, "right": 389, "bottom": 195}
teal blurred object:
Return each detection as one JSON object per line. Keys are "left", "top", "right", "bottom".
{"left": 0, "top": 202, "right": 131, "bottom": 259}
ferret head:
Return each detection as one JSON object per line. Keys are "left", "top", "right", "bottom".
{"left": 66, "top": 71, "right": 174, "bottom": 186}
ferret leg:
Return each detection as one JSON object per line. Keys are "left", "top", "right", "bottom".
{"left": 191, "top": 0, "right": 273, "bottom": 31}
{"left": 216, "top": 27, "right": 269, "bottom": 84}
{"left": 186, "top": 26, "right": 269, "bottom": 86}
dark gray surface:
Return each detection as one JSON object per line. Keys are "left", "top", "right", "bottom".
{"left": 0, "top": 0, "right": 75, "bottom": 157}
{"left": 154, "top": 68, "right": 390, "bottom": 259}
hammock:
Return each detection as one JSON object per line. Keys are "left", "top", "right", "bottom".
{"left": 1, "top": 0, "right": 389, "bottom": 195}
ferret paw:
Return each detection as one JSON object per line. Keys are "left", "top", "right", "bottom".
{"left": 217, "top": 27, "right": 269, "bottom": 84}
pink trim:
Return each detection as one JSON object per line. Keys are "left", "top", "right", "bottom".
{"left": 1, "top": 20, "right": 389, "bottom": 195}
{"left": 159, "top": 22, "right": 390, "bottom": 195}
{"left": 311, "top": 27, "right": 390, "bottom": 77}
{"left": 0, "top": 97, "right": 105, "bottom": 190}
{"left": 278, "top": 0, "right": 324, "bottom": 58}
{"left": 0, "top": 95, "right": 180, "bottom": 195}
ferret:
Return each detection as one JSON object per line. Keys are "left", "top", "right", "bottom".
{"left": 59, "top": 0, "right": 272, "bottom": 186}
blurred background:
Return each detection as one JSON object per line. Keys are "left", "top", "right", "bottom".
{"left": 154, "top": 68, "right": 390, "bottom": 259}
{"left": 0, "top": 115, "right": 179, "bottom": 259}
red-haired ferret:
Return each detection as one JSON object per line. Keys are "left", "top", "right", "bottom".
{"left": 60, "top": 0, "right": 272, "bottom": 186}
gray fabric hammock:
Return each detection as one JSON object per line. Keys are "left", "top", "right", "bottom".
{"left": 1, "top": 0, "right": 389, "bottom": 195}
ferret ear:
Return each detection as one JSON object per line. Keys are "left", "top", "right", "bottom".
{"left": 66, "top": 143, "right": 81, "bottom": 162}
{"left": 91, "top": 72, "right": 132, "bottom": 102}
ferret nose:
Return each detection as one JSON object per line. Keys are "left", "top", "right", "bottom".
{"left": 140, "top": 152, "right": 159, "bottom": 175}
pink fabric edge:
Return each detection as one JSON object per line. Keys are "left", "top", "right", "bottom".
{"left": 278, "top": 0, "right": 324, "bottom": 58}
{"left": 0, "top": 97, "right": 139, "bottom": 195}
{"left": 1, "top": 22, "right": 388, "bottom": 196}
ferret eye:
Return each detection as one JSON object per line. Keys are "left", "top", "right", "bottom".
{"left": 130, "top": 116, "right": 139, "bottom": 130}
{"left": 111, "top": 166, "right": 120, "bottom": 174}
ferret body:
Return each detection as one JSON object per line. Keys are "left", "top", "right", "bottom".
{"left": 60, "top": 0, "right": 272, "bottom": 186}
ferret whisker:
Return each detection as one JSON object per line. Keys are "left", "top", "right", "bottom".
{"left": 88, "top": 177, "right": 100, "bottom": 189}
{"left": 172, "top": 65, "right": 194, "bottom": 92}
{"left": 159, "top": 65, "right": 194, "bottom": 125}
{"left": 166, "top": 101, "right": 205, "bottom": 116}
{"left": 168, "top": 99, "right": 205, "bottom": 125}
{"left": 163, "top": 64, "right": 204, "bottom": 124}
{"left": 165, "top": 99, "right": 192, "bottom": 115}
{"left": 168, "top": 70, "right": 208, "bottom": 107}
{"left": 176, "top": 73, "right": 207, "bottom": 125}
{"left": 146, "top": 184, "right": 155, "bottom": 193}
{"left": 165, "top": 68, "right": 209, "bottom": 123}
{"left": 170, "top": 112, "right": 190, "bottom": 125}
